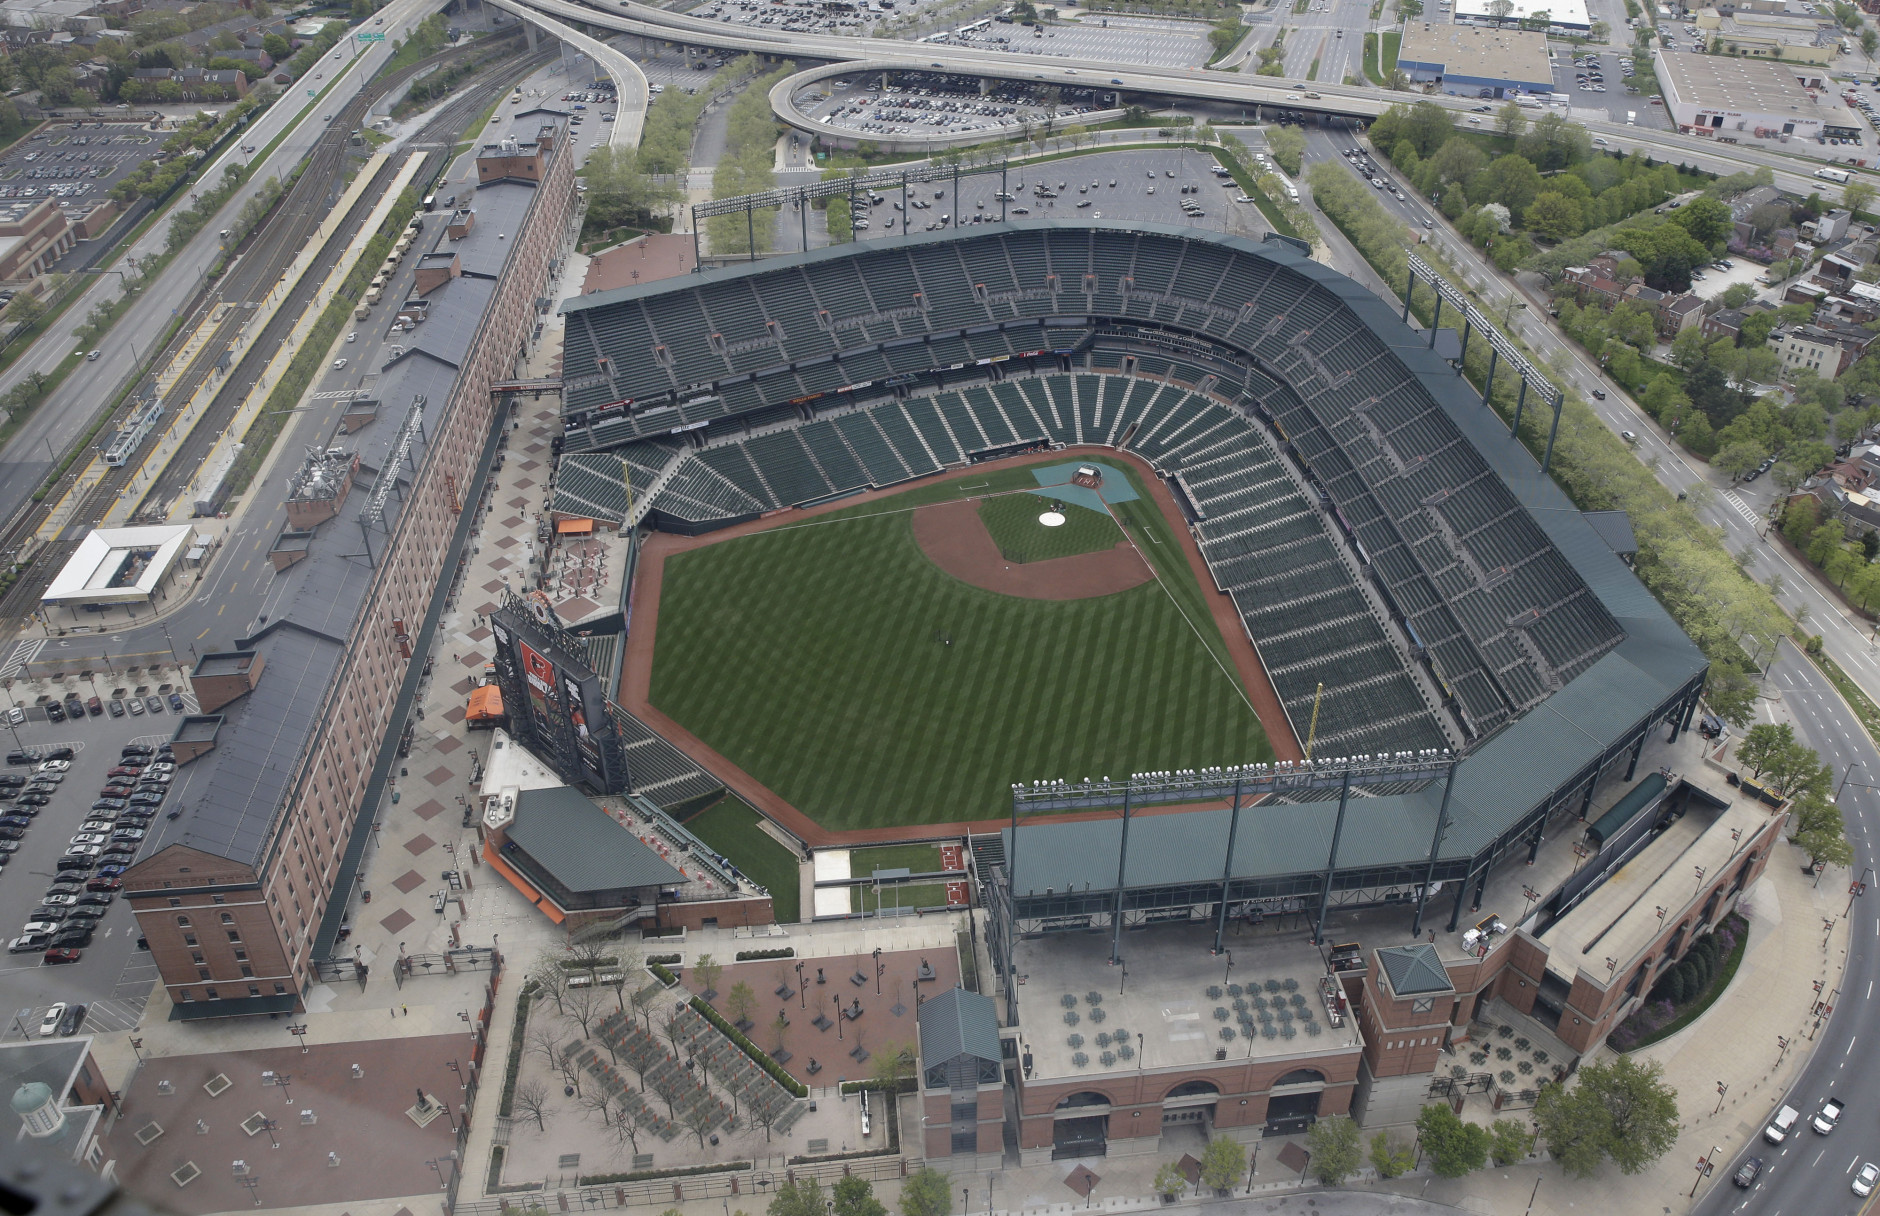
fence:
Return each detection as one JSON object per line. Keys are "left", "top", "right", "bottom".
{"left": 452, "top": 1157, "right": 912, "bottom": 1214}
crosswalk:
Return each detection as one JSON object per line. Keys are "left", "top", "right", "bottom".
{"left": 0, "top": 638, "right": 43, "bottom": 681}
{"left": 1724, "top": 490, "right": 1763, "bottom": 526}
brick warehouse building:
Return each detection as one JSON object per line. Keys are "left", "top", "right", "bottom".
{"left": 119, "top": 106, "right": 575, "bottom": 1017}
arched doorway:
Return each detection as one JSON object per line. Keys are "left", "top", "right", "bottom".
{"left": 1160, "top": 1079, "right": 1219, "bottom": 1153}
{"left": 1265, "top": 1068, "right": 1325, "bottom": 1136}
{"left": 1053, "top": 1091, "right": 1111, "bottom": 1160}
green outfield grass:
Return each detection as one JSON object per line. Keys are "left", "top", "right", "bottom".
{"left": 649, "top": 483, "right": 1273, "bottom": 831}
{"left": 976, "top": 493, "right": 1121, "bottom": 563}
{"left": 679, "top": 795, "right": 801, "bottom": 923}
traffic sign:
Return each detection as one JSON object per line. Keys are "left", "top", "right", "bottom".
{"left": 357, "top": 30, "right": 385, "bottom": 41}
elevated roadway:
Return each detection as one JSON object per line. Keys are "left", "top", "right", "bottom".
{"left": 485, "top": 0, "right": 648, "bottom": 147}
{"left": 511, "top": 0, "right": 1859, "bottom": 193}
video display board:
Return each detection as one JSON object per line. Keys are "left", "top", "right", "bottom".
{"left": 489, "top": 605, "right": 626, "bottom": 793}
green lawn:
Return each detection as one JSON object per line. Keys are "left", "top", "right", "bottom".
{"left": 976, "top": 493, "right": 1120, "bottom": 564}
{"left": 851, "top": 882, "right": 952, "bottom": 912}
{"left": 650, "top": 486, "right": 1272, "bottom": 830}
{"left": 850, "top": 843, "right": 947, "bottom": 874}
{"left": 679, "top": 795, "right": 801, "bottom": 923}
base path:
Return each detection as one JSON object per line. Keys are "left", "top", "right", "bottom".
{"left": 910, "top": 498, "right": 1153, "bottom": 599}
{"left": 620, "top": 445, "right": 1303, "bottom": 848}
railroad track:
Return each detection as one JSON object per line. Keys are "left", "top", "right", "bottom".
{"left": 0, "top": 38, "right": 547, "bottom": 632}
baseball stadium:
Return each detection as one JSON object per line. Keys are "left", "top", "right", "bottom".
{"left": 531, "top": 222, "right": 1760, "bottom": 1148}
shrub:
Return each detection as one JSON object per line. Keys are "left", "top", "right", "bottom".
{"left": 649, "top": 961, "right": 680, "bottom": 986}
{"left": 736, "top": 947, "right": 795, "bottom": 961}
{"left": 688, "top": 996, "right": 808, "bottom": 1097}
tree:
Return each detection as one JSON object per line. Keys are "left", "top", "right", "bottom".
{"left": 1496, "top": 100, "right": 1528, "bottom": 138}
{"left": 681, "top": 1099, "right": 719, "bottom": 1148}
{"left": 1720, "top": 282, "right": 1757, "bottom": 309}
{"left": 900, "top": 1168, "right": 952, "bottom": 1216}
{"left": 1535, "top": 1057, "right": 1679, "bottom": 1177}
{"left": 1526, "top": 191, "right": 1585, "bottom": 240}
{"left": 262, "top": 32, "right": 290, "bottom": 59}
{"left": 1715, "top": 440, "right": 1765, "bottom": 481}
{"left": 1705, "top": 662, "right": 1758, "bottom": 728}
{"left": 1847, "top": 179, "right": 1879, "bottom": 217}
{"left": 871, "top": 1041, "right": 915, "bottom": 1091}
{"left": 770, "top": 1178, "right": 825, "bottom": 1216}
{"left": 1417, "top": 1103, "right": 1489, "bottom": 1178}
{"left": 1198, "top": 1136, "right": 1244, "bottom": 1193}
{"left": 1152, "top": 1162, "right": 1188, "bottom": 1200}
{"left": 726, "top": 980, "right": 757, "bottom": 1029}
{"left": 531, "top": 960, "right": 570, "bottom": 1016}
{"left": 1669, "top": 196, "right": 1734, "bottom": 248}
{"left": 1370, "top": 1131, "right": 1415, "bottom": 1178}
{"left": 1490, "top": 1118, "right": 1533, "bottom": 1165}
{"left": 1737, "top": 722, "right": 1796, "bottom": 778}
{"left": 695, "top": 954, "right": 722, "bottom": 1000}
{"left": 1306, "top": 1114, "right": 1363, "bottom": 1184}
{"left": 513, "top": 1079, "right": 552, "bottom": 1132}
{"left": 1267, "top": 125, "right": 1306, "bottom": 176}
{"left": 834, "top": 1177, "right": 887, "bottom": 1216}
{"left": 566, "top": 979, "right": 604, "bottom": 1040}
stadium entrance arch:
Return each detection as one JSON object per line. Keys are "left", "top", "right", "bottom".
{"left": 1265, "top": 1069, "right": 1326, "bottom": 1135}
{"left": 1161, "top": 1080, "right": 1219, "bottom": 1130}
{"left": 1053, "top": 1092, "right": 1111, "bottom": 1159}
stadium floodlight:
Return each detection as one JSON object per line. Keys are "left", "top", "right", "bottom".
{"left": 1012, "top": 751, "right": 1452, "bottom": 815}
{"left": 1405, "top": 253, "right": 1567, "bottom": 473}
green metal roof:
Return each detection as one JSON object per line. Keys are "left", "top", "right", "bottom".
{"left": 1587, "top": 771, "right": 1670, "bottom": 847}
{"left": 917, "top": 986, "right": 1000, "bottom": 1066}
{"left": 1378, "top": 944, "right": 1454, "bottom": 998}
{"left": 505, "top": 787, "right": 684, "bottom": 894}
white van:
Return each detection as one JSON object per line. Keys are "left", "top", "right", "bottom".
{"left": 1765, "top": 1104, "right": 1801, "bottom": 1144}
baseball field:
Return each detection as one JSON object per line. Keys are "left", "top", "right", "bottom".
{"left": 646, "top": 461, "right": 1275, "bottom": 832}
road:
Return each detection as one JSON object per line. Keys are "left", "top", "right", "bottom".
{"left": 0, "top": 0, "right": 446, "bottom": 544}
{"left": 1293, "top": 125, "right": 1880, "bottom": 753}
{"left": 1695, "top": 644, "right": 1880, "bottom": 1216}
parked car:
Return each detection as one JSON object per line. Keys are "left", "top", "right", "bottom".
{"left": 120, "top": 745, "right": 152, "bottom": 759}
{"left": 167, "top": 694, "right": 184, "bottom": 712}
{"left": 107, "top": 765, "right": 142, "bottom": 778}
{"left": 8, "top": 935, "right": 49, "bottom": 954}
{"left": 56, "top": 1003, "right": 87, "bottom": 1034}
{"left": 145, "top": 696, "right": 164, "bottom": 714}
{"left": 37, "top": 760, "right": 68, "bottom": 773}
{"left": 42, "top": 948, "right": 80, "bottom": 965}
{"left": 37, "top": 1003, "right": 64, "bottom": 1036}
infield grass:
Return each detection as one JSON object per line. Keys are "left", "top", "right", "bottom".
{"left": 649, "top": 477, "right": 1273, "bottom": 831}
{"left": 977, "top": 493, "right": 1121, "bottom": 563}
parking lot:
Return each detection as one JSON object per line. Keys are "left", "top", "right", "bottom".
{"left": 934, "top": 14, "right": 1210, "bottom": 68}
{"left": 799, "top": 71, "right": 1107, "bottom": 139}
{"left": 2, "top": 120, "right": 159, "bottom": 227}
{"left": 1550, "top": 48, "right": 1673, "bottom": 130}
{"left": 847, "top": 147, "right": 1267, "bottom": 240}
{"left": 0, "top": 686, "right": 198, "bottom": 1040}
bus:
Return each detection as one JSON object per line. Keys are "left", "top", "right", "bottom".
{"left": 1816, "top": 166, "right": 1852, "bottom": 183}
{"left": 422, "top": 193, "right": 437, "bottom": 211}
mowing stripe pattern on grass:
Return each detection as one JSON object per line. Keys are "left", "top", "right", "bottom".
{"left": 649, "top": 507, "right": 1272, "bottom": 830}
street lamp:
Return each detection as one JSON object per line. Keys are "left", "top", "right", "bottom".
{"left": 1838, "top": 760, "right": 1865, "bottom": 801}
{"left": 1713, "top": 1081, "right": 1728, "bottom": 1115}
{"left": 1777, "top": 1035, "right": 1791, "bottom": 1066}
{"left": 426, "top": 1152, "right": 457, "bottom": 1190}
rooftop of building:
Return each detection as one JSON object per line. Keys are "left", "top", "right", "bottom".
{"left": 1009, "top": 921, "right": 1362, "bottom": 1082}
{"left": 1450, "top": 0, "right": 1591, "bottom": 25}
{"left": 1539, "top": 790, "right": 1769, "bottom": 990}
{"left": 579, "top": 233, "right": 697, "bottom": 295}
{"left": 1397, "top": 22, "right": 1553, "bottom": 85}
{"left": 1654, "top": 49, "right": 1828, "bottom": 114}
{"left": 191, "top": 650, "right": 256, "bottom": 678}
{"left": 122, "top": 86, "right": 568, "bottom": 877}
{"left": 41, "top": 523, "right": 199, "bottom": 606}
{"left": 503, "top": 786, "right": 685, "bottom": 894}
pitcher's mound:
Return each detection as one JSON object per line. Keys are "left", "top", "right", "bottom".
{"left": 911, "top": 499, "right": 1154, "bottom": 600}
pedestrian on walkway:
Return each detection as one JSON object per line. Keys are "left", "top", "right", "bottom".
{"left": 402, "top": 1004, "right": 408, "bottom": 1016}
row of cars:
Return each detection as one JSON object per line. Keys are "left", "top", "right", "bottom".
{"left": 5, "top": 742, "right": 175, "bottom": 963}
{"left": 1735, "top": 1096, "right": 1879, "bottom": 1195}
{"left": 40, "top": 689, "right": 181, "bottom": 724}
